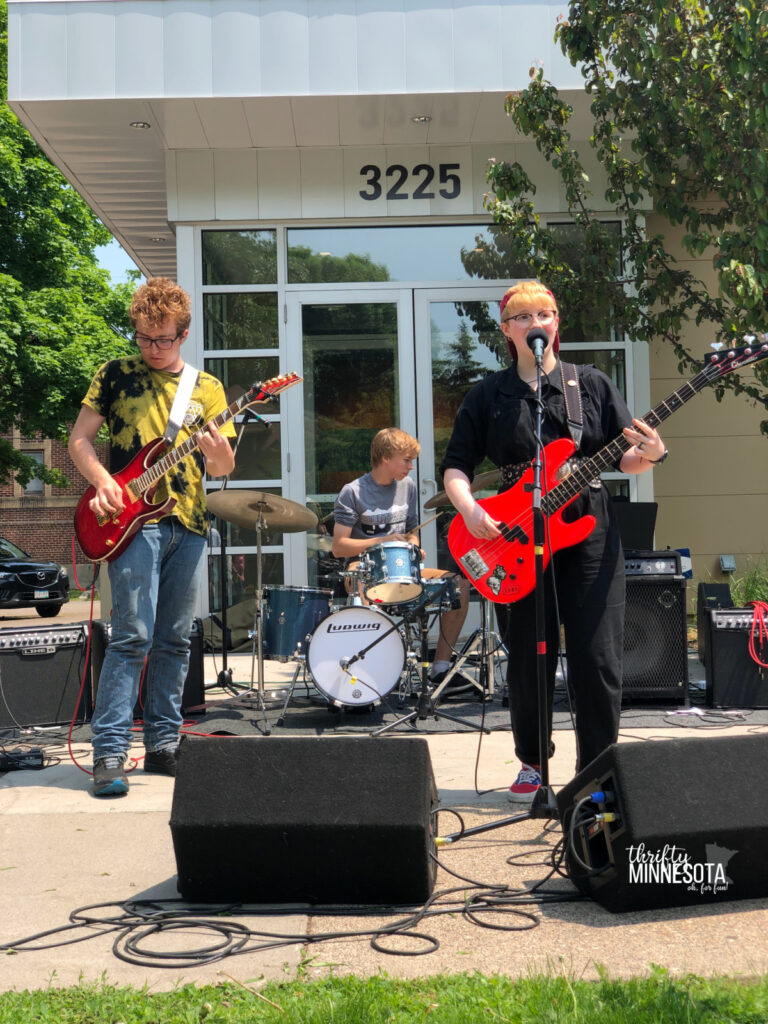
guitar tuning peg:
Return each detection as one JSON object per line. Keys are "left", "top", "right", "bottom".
{"left": 710, "top": 341, "right": 724, "bottom": 351}
{"left": 743, "top": 333, "right": 756, "bottom": 343}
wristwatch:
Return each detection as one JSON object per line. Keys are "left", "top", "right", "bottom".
{"left": 647, "top": 449, "right": 669, "bottom": 465}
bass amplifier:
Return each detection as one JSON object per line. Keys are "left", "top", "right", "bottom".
{"left": 90, "top": 618, "right": 205, "bottom": 716}
{"left": 0, "top": 623, "right": 92, "bottom": 729}
{"left": 705, "top": 607, "right": 768, "bottom": 708}
{"left": 622, "top": 550, "right": 689, "bottom": 702}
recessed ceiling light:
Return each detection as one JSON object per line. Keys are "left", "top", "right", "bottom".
{"left": 411, "top": 114, "right": 432, "bottom": 124}
{"left": 129, "top": 120, "right": 151, "bottom": 130}
{"left": 150, "top": 236, "right": 165, "bottom": 243}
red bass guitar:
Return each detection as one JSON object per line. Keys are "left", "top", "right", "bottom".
{"left": 74, "top": 372, "right": 301, "bottom": 562}
{"left": 448, "top": 340, "right": 768, "bottom": 604}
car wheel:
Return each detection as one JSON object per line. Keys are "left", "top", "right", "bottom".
{"left": 36, "top": 604, "right": 62, "bottom": 618}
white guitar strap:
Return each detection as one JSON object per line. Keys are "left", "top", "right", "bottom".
{"left": 163, "top": 362, "right": 199, "bottom": 446}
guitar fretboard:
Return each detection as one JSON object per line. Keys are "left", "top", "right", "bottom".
{"left": 129, "top": 391, "right": 254, "bottom": 499}
{"left": 543, "top": 341, "right": 767, "bottom": 513}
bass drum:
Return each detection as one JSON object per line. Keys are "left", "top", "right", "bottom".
{"left": 306, "top": 606, "right": 406, "bottom": 708}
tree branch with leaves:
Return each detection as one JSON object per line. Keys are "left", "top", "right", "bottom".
{"left": 475, "top": 0, "right": 768, "bottom": 432}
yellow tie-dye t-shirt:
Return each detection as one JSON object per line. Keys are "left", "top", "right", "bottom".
{"left": 82, "top": 355, "right": 236, "bottom": 537}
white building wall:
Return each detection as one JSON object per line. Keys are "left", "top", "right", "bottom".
{"left": 9, "top": 0, "right": 585, "bottom": 102}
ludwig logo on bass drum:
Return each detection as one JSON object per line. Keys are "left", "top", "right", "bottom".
{"left": 328, "top": 622, "right": 381, "bottom": 632}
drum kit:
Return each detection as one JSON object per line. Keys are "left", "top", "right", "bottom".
{"left": 205, "top": 486, "right": 499, "bottom": 731}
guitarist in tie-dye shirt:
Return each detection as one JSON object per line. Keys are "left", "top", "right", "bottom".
{"left": 69, "top": 278, "right": 236, "bottom": 797}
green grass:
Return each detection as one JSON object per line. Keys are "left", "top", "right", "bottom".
{"left": 1, "top": 969, "right": 768, "bottom": 1023}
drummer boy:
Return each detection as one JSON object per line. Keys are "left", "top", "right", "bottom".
{"left": 332, "top": 428, "right": 471, "bottom": 690}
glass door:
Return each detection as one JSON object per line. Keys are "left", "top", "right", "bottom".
{"left": 285, "top": 289, "right": 416, "bottom": 594}
{"left": 413, "top": 287, "right": 508, "bottom": 571}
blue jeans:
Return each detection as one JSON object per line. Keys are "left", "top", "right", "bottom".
{"left": 91, "top": 519, "right": 205, "bottom": 759}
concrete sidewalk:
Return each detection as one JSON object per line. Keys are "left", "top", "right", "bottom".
{"left": 3, "top": 717, "right": 768, "bottom": 992}
{"left": 1, "top": 602, "right": 768, "bottom": 991}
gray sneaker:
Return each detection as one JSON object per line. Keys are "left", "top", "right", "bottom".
{"left": 93, "top": 755, "right": 129, "bottom": 797}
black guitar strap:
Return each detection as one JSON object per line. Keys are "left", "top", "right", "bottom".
{"left": 559, "top": 360, "right": 584, "bottom": 450}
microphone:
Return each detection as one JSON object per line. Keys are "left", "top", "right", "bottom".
{"left": 526, "top": 328, "right": 548, "bottom": 365}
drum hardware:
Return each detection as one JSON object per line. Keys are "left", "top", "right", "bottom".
{"left": 430, "top": 596, "right": 506, "bottom": 704}
{"left": 206, "top": 489, "right": 319, "bottom": 735}
{"left": 373, "top": 578, "right": 491, "bottom": 737}
{"left": 273, "top": 655, "right": 330, "bottom": 726}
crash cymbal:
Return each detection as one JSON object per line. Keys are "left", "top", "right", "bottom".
{"left": 423, "top": 469, "right": 501, "bottom": 510}
{"left": 207, "top": 490, "right": 318, "bottom": 533}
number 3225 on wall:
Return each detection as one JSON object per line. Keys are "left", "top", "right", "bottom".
{"left": 359, "top": 163, "right": 461, "bottom": 201}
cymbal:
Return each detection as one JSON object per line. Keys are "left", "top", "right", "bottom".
{"left": 423, "top": 469, "right": 501, "bottom": 510}
{"left": 207, "top": 490, "right": 318, "bottom": 533}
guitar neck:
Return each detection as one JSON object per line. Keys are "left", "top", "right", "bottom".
{"left": 132, "top": 393, "right": 248, "bottom": 497}
{"left": 545, "top": 359, "right": 723, "bottom": 512}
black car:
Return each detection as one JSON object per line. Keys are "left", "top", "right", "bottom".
{"left": 0, "top": 537, "right": 70, "bottom": 618}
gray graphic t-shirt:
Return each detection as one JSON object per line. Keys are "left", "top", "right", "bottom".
{"left": 334, "top": 473, "right": 418, "bottom": 541}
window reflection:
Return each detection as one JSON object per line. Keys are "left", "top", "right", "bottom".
{"left": 558, "top": 348, "right": 626, "bottom": 397}
{"left": 206, "top": 549, "right": 283, "bottom": 616}
{"left": 205, "top": 356, "right": 281, "bottom": 406}
{"left": 229, "top": 421, "right": 282, "bottom": 482}
{"left": 288, "top": 225, "right": 502, "bottom": 283}
{"left": 302, "top": 303, "right": 399, "bottom": 498}
{"left": 202, "top": 230, "right": 277, "bottom": 285}
{"left": 203, "top": 294, "right": 279, "bottom": 350}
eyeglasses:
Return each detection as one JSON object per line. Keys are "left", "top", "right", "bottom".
{"left": 135, "top": 332, "right": 181, "bottom": 350}
{"left": 503, "top": 310, "right": 558, "bottom": 327}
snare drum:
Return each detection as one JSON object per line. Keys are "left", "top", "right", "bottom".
{"left": 262, "top": 586, "right": 333, "bottom": 662}
{"left": 363, "top": 541, "right": 422, "bottom": 605}
{"left": 306, "top": 605, "right": 406, "bottom": 707}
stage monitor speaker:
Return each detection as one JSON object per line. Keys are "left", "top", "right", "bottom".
{"left": 622, "top": 554, "right": 688, "bottom": 702}
{"left": 705, "top": 607, "right": 768, "bottom": 708}
{"left": 556, "top": 733, "right": 768, "bottom": 912}
{"left": 170, "top": 735, "right": 437, "bottom": 905}
{"left": 696, "top": 582, "right": 734, "bottom": 665}
{"left": 89, "top": 618, "right": 204, "bottom": 716}
{"left": 0, "top": 623, "right": 91, "bottom": 729}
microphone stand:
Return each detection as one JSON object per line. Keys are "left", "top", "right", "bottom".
{"left": 526, "top": 333, "right": 559, "bottom": 819}
{"left": 437, "top": 330, "right": 558, "bottom": 846}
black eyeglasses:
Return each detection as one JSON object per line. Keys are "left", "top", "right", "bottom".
{"left": 135, "top": 332, "right": 182, "bottom": 350}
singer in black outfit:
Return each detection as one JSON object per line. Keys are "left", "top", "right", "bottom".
{"left": 441, "top": 280, "right": 667, "bottom": 801}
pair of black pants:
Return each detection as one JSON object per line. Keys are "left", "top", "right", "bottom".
{"left": 501, "top": 493, "right": 624, "bottom": 773}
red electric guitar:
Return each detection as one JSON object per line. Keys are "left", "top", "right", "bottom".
{"left": 448, "top": 339, "right": 768, "bottom": 604}
{"left": 74, "top": 372, "right": 301, "bottom": 562}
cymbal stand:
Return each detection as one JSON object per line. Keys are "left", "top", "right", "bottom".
{"left": 244, "top": 505, "right": 271, "bottom": 735}
{"left": 373, "top": 580, "right": 490, "bottom": 737}
{"left": 430, "top": 595, "right": 506, "bottom": 703}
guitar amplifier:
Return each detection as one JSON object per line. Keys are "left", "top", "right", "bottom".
{"left": 622, "top": 551, "right": 689, "bottom": 702}
{"left": 0, "top": 623, "right": 91, "bottom": 729}
{"left": 705, "top": 607, "right": 768, "bottom": 708}
{"left": 90, "top": 618, "right": 205, "bottom": 716}
{"left": 696, "top": 582, "right": 734, "bottom": 665}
